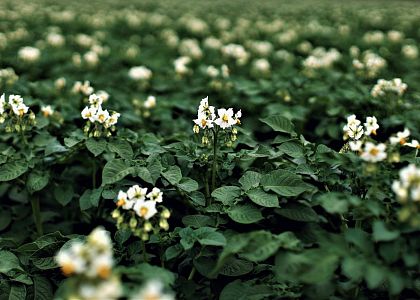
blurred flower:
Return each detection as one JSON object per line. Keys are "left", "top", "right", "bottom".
{"left": 360, "top": 142, "right": 387, "bottom": 162}
{"left": 18, "top": 46, "right": 41, "bottom": 63}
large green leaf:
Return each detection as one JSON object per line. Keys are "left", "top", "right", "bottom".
{"left": 260, "top": 115, "right": 295, "bottom": 134}
{"left": 261, "top": 170, "right": 313, "bottom": 197}
{"left": 102, "top": 159, "right": 135, "bottom": 185}
{"left": 0, "top": 160, "right": 28, "bottom": 182}
{"left": 246, "top": 188, "right": 279, "bottom": 207}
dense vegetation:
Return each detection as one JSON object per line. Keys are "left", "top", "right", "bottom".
{"left": 0, "top": 0, "right": 419, "bottom": 299}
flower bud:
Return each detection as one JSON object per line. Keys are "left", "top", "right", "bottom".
{"left": 193, "top": 125, "right": 199, "bottom": 134}
{"left": 159, "top": 219, "right": 169, "bottom": 231}
{"left": 161, "top": 209, "right": 171, "bottom": 219}
{"left": 111, "top": 209, "right": 120, "bottom": 219}
{"left": 143, "top": 222, "right": 152, "bottom": 232}
{"left": 129, "top": 217, "right": 138, "bottom": 229}
{"left": 202, "top": 136, "right": 209, "bottom": 145}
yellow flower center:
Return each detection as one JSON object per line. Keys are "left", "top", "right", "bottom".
{"left": 144, "top": 293, "right": 159, "bottom": 300}
{"left": 140, "top": 207, "right": 148, "bottom": 217}
{"left": 222, "top": 114, "right": 229, "bottom": 122}
{"left": 369, "top": 148, "right": 379, "bottom": 156}
{"left": 61, "top": 262, "right": 75, "bottom": 276}
{"left": 116, "top": 199, "right": 125, "bottom": 207}
{"left": 18, "top": 109, "right": 25, "bottom": 116}
{"left": 201, "top": 119, "right": 207, "bottom": 127}
{"left": 97, "top": 265, "right": 110, "bottom": 279}
{"left": 400, "top": 138, "right": 406, "bottom": 145}
{"left": 99, "top": 114, "right": 105, "bottom": 122}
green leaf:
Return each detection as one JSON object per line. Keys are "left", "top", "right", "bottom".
{"left": 365, "top": 264, "right": 385, "bottom": 289}
{"left": 162, "top": 166, "right": 182, "bottom": 185}
{"left": 137, "top": 167, "right": 153, "bottom": 184}
{"left": 219, "top": 258, "right": 253, "bottom": 277}
{"left": 102, "top": 159, "right": 135, "bottom": 185}
{"left": 228, "top": 204, "right": 263, "bottom": 224}
{"left": 108, "top": 139, "right": 133, "bottom": 159}
{"left": 278, "top": 141, "right": 304, "bottom": 158}
{"left": 0, "top": 251, "right": 23, "bottom": 274}
{"left": 54, "top": 185, "right": 74, "bottom": 206}
{"left": 177, "top": 177, "right": 198, "bottom": 192}
{"left": 33, "top": 276, "right": 53, "bottom": 300}
{"left": 79, "top": 188, "right": 103, "bottom": 210}
{"left": 246, "top": 188, "right": 279, "bottom": 207}
{"left": 239, "top": 171, "right": 261, "bottom": 191}
{"left": 8, "top": 284, "right": 26, "bottom": 300}
{"left": 372, "top": 221, "right": 400, "bottom": 242}
{"left": 119, "top": 263, "right": 175, "bottom": 286}
{"left": 85, "top": 138, "right": 107, "bottom": 157}
{"left": 261, "top": 170, "right": 313, "bottom": 197}
{"left": 212, "top": 186, "right": 242, "bottom": 205}
{"left": 182, "top": 215, "right": 215, "bottom": 228}
{"left": 0, "top": 160, "right": 28, "bottom": 182}
{"left": 27, "top": 171, "right": 49, "bottom": 194}
{"left": 146, "top": 155, "right": 162, "bottom": 185}
{"left": 0, "top": 210, "right": 11, "bottom": 231}
{"left": 196, "top": 227, "right": 226, "bottom": 247}
{"left": 260, "top": 114, "right": 295, "bottom": 134}
{"left": 275, "top": 204, "right": 319, "bottom": 222}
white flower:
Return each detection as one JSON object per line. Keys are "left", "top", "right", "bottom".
{"left": 90, "top": 254, "right": 113, "bottom": 279}
{"left": 81, "top": 106, "right": 97, "bottom": 122}
{"left": 116, "top": 191, "right": 134, "bottom": 210}
{"left": 405, "top": 139, "right": 420, "bottom": 149}
{"left": 206, "top": 65, "right": 219, "bottom": 78}
{"left": 133, "top": 200, "right": 157, "bottom": 220}
{"left": 55, "top": 247, "right": 86, "bottom": 276}
{"left": 88, "top": 94, "right": 103, "bottom": 108}
{"left": 96, "top": 90, "right": 109, "bottom": 102}
{"left": 18, "top": 46, "right": 41, "bottom": 62}
{"left": 47, "top": 32, "right": 65, "bottom": 47}
{"left": 130, "top": 280, "right": 174, "bottom": 300}
{"left": 389, "top": 128, "right": 410, "bottom": 145}
{"left": 360, "top": 142, "right": 387, "bottom": 162}
{"left": 104, "top": 112, "right": 120, "bottom": 128}
{"left": 371, "top": 78, "right": 407, "bottom": 98}
{"left": 215, "top": 108, "right": 236, "bottom": 129}
{"left": 147, "top": 187, "right": 163, "bottom": 203}
{"left": 41, "top": 105, "right": 54, "bottom": 117}
{"left": 0, "top": 94, "right": 5, "bottom": 114}
{"left": 129, "top": 66, "right": 152, "bottom": 81}
{"left": 94, "top": 107, "right": 109, "bottom": 124}
{"left": 343, "top": 114, "right": 364, "bottom": 140}
{"left": 393, "top": 164, "right": 420, "bottom": 202}
{"left": 194, "top": 111, "right": 214, "bottom": 129}
{"left": 12, "top": 103, "right": 29, "bottom": 117}
{"left": 349, "top": 140, "right": 363, "bottom": 152}
{"left": 127, "top": 185, "right": 148, "bottom": 201}
{"left": 73, "top": 80, "right": 94, "bottom": 95}
{"left": 364, "top": 116, "right": 379, "bottom": 136}
{"left": 392, "top": 181, "right": 408, "bottom": 200}
{"left": 144, "top": 96, "right": 156, "bottom": 109}
{"left": 88, "top": 227, "right": 112, "bottom": 250}
{"left": 8, "top": 94, "right": 23, "bottom": 106}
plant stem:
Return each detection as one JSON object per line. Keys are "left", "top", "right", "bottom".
{"left": 30, "top": 195, "right": 43, "bottom": 236}
{"left": 92, "top": 161, "right": 96, "bottom": 189}
{"left": 188, "top": 265, "right": 196, "bottom": 280}
{"left": 355, "top": 219, "right": 362, "bottom": 229}
{"left": 141, "top": 239, "right": 148, "bottom": 263}
{"left": 20, "top": 130, "right": 28, "bottom": 146}
{"left": 211, "top": 129, "right": 218, "bottom": 193}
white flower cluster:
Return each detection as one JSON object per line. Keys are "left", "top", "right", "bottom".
{"left": 174, "top": 56, "right": 192, "bottom": 76}
{"left": 72, "top": 80, "right": 94, "bottom": 96}
{"left": 343, "top": 114, "right": 379, "bottom": 141}
{"left": 193, "top": 96, "right": 241, "bottom": 131}
{"left": 402, "top": 45, "right": 418, "bottom": 59}
{"left": 55, "top": 227, "right": 122, "bottom": 300}
{"left": 343, "top": 115, "right": 387, "bottom": 163}
{"left": 221, "top": 43, "right": 250, "bottom": 65}
{"left": 0, "top": 67, "right": 19, "bottom": 88}
{"left": 0, "top": 94, "right": 29, "bottom": 117}
{"left": 81, "top": 94, "right": 120, "bottom": 137}
{"left": 352, "top": 51, "right": 386, "bottom": 78}
{"left": 392, "top": 164, "right": 420, "bottom": 203}
{"left": 205, "top": 65, "right": 229, "bottom": 79}
{"left": 371, "top": 78, "right": 407, "bottom": 98}
{"left": 129, "top": 66, "right": 152, "bottom": 81}
{"left": 18, "top": 46, "right": 41, "bottom": 63}
{"left": 130, "top": 280, "right": 174, "bottom": 300}
{"left": 112, "top": 184, "right": 170, "bottom": 240}
{"left": 0, "top": 94, "right": 36, "bottom": 132}
{"left": 302, "top": 47, "right": 341, "bottom": 71}
{"left": 179, "top": 38, "right": 203, "bottom": 60}
{"left": 56, "top": 227, "right": 115, "bottom": 278}
{"left": 389, "top": 128, "right": 419, "bottom": 149}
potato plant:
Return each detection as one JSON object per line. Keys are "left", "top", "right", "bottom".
{"left": 0, "top": 0, "right": 419, "bottom": 299}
